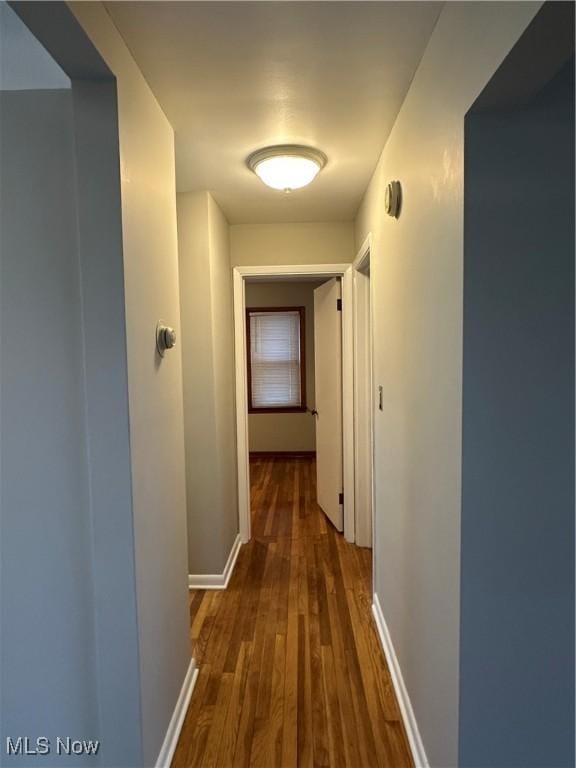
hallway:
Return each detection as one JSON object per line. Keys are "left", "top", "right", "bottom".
{"left": 173, "top": 457, "right": 412, "bottom": 767}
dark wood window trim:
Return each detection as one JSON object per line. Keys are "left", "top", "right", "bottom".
{"left": 246, "top": 306, "right": 307, "bottom": 414}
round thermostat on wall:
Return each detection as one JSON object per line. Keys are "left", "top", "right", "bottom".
{"left": 385, "top": 180, "right": 402, "bottom": 218}
{"left": 156, "top": 321, "right": 177, "bottom": 357}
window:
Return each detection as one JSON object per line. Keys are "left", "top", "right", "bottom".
{"left": 246, "top": 307, "right": 306, "bottom": 413}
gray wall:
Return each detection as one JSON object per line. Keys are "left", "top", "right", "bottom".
{"left": 460, "top": 42, "right": 574, "bottom": 768}
{"left": 246, "top": 281, "right": 322, "bottom": 453}
{"left": 178, "top": 192, "right": 239, "bottom": 576}
{"left": 0, "top": 86, "right": 100, "bottom": 767}
{"left": 0, "top": 2, "right": 69, "bottom": 90}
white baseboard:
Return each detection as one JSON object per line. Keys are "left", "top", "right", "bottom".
{"left": 188, "top": 533, "right": 242, "bottom": 590}
{"left": 155, "top": 657, "right": 199, "bottom": 768}
{"left": 372, "top": 593, "right": 429, "bottom": 768}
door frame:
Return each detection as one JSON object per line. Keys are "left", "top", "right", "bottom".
{"left": 233, "top": 263, "right": 354, "bottom": 543}
{"left": 352, "top": 234, "right": 374, "bottom": 549}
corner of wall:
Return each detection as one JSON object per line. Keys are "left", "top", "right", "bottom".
{"left": 69, "top": 6, "right": 192, "bottom": 765}
{"left": 178, "top": 188, "right": 239, "bottom": 578}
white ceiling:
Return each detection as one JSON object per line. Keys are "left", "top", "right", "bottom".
{"left": 105, "top": 1, "right": 442, "bottom": 224}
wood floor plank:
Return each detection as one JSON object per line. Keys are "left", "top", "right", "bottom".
{"left": 172, "top": 457, "right": 413, "bottom": 768}
{"left": 346, "top": 587, "right": 396, "bottom": 767}
{"left": 325, "top": 578, "right": 363, "bottom": 766}
{"left": 280, "top": 534, "right": 300, "bottom": 768}
{"left": 320, "top": 645, "right": 347, "bottom": 768}
{"left": 190, "top": 592, "right": 209, "bottom": 643}
{"left": 296, "top": 613, "right": 313, "bottom": 768}
{"left": 268, "top": 632, "right": 287, "bottom": 766}
{"left": 194, "top": 592, "right": 224, "bottom": 665}
{"left": 173, "top": 663, "right": 212, "bottom": 768}
{"left": 307, "top": 535, "right": 330, "bottom": 768}
{"left": 201, "top": 673, "right": 235, "bottom": 768}
{"left": 216, "top": 642, "right": 253, "bottom": 768}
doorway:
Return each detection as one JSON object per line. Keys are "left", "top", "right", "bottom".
{"left": 245, "top": 276, "right": 344, "bottom": 537}
{"left": 233, "top": 263, "right": 355, "bottom": 543}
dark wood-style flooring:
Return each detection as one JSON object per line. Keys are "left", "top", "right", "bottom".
{"left": 172, "top": 457, "right": 413, "bottom": 767}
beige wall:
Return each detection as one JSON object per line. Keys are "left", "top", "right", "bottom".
{"left": 178, "top": 191, "right": 239, "bottom": 575}
{"left": 70, "top": 5, "right": 191, "bottom": 765}
{"left": 230, "top": 221, "right": 354, "bottom": 266}
{"left": 354, "top": 2, "right": 540, "bottom": 765}
{"left": 246, "top": 281, "right": 323, "bottom": 453}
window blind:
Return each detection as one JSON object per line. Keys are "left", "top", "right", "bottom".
{"left": 249, "top": 310, "right": 302, "bottom": 408}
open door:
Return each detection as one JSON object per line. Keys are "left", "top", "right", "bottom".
{"left": 314, "top": 278, "right": 343, "bottom": 530}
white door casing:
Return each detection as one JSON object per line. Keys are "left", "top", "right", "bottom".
{"left": 352, "top": 235, "right": 374, "bottom": 549}
{"left": 313, "top": 278, "right": 344, "bottom": 531}
{"left": 233, "top": 263, "right": 354, "bottom": 544}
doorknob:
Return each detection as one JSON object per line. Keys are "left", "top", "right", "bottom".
{"left": 309, "top": 408, "right": 318, "bottom": 416}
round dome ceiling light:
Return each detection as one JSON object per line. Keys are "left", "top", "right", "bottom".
{"left": 247, "top": 145, "right": 327, "bottom": 193}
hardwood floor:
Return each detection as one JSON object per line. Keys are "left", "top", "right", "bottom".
{"left": 172, "top": 457, "right": 413, "bottom": 768}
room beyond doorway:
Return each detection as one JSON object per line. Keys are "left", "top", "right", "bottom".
{"left": 245, "top": 279, "right": 325, "bottom": 459}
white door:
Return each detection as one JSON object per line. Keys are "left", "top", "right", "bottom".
{"left": 314, "top": 278, "right": 343, "bottom": 530}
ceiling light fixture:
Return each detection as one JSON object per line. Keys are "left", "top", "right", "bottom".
{"left": 247, "top": 145, "right": 327, "bottom": 193}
